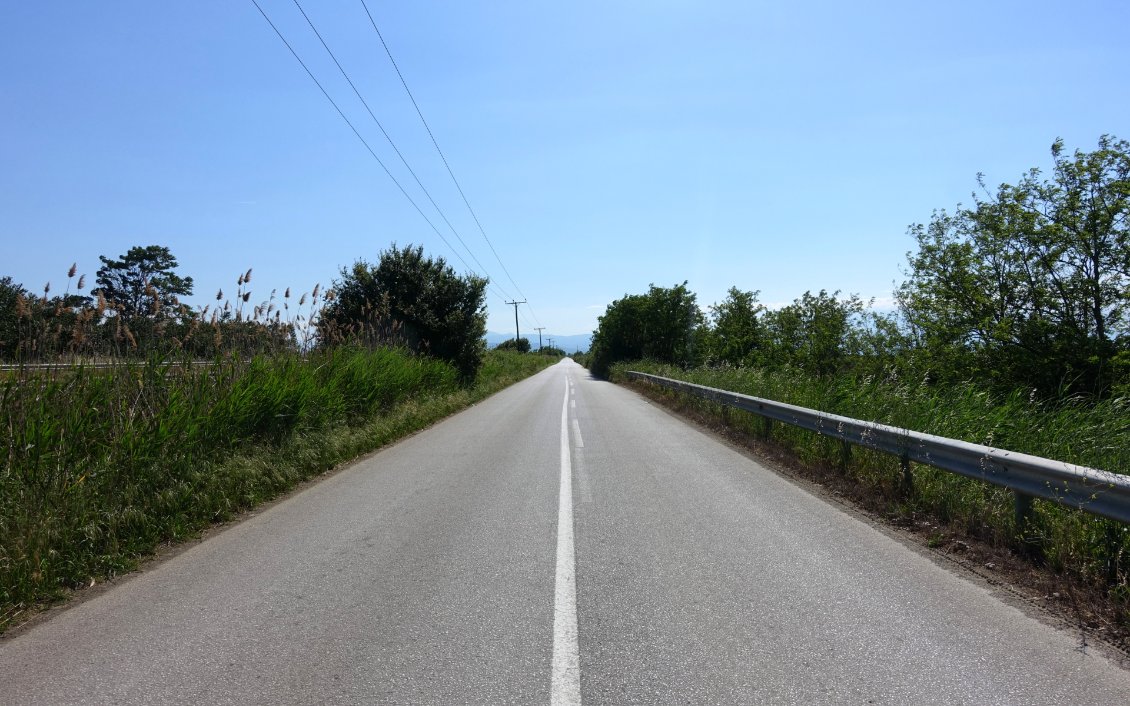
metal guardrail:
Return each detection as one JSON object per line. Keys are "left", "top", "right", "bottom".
{"left": 627, "top": 371, "right": 1130, "bottom": 525}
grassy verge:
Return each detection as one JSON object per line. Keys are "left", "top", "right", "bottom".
{"left": 611, "top": 361, "right": 1130, "bottom": 632}
{"left": 1, "top": 348, "right": 556, "bottom": 633}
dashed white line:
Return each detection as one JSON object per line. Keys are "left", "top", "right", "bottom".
{"left": 551, "top": 377, "right": 581, "bottom": 705}
{"left": 571, "top": 420, "right": 584, "bottom": 448}
{"left": 575, "top": 447, "right": 593, "bottom": 505}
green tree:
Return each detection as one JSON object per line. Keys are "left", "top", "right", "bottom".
{"left": 0, "top": 277, "right": 29, "bottom": 359}
{"left": 898, "top": 135, "right": 1130, "bottom": 394}
{"left": 763, "top": 290, "right": 864, "bottom": 376}
{"left": 589, "top": 282, "right": 703, "bottom": 377}
{"left": 0, "top": 276, "right": 101, "bottom": 360}
{"left": 92, "top": 245, "right": 194, "bottom": 320}
{"left": 496, "top": 337, "right": 531, "bottom": 352}
{"left": 318, "top": 244, "right": 488, "bottom": 379}
{"left": 706, "top": 287, "right": 764, "bottom": 366}
{"left": 847, "top": 310, "right": 913, "bottom": 380}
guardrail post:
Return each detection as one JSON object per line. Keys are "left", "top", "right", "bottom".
{"left": 1013, "top": 491, "right": 1043, "bottom": 559}
{"left": 1105, "top": 522, "right": 1123, "bottom": 584}
{"left": 760, "top": 415, "right": 773, "bottom": 441}
{"left": 899, "top": 454, "right": 913, "bottom": 495}
{"left": 1014, "top": 491, "right": 1033, "bottom": 530}
{"left": 839, "top": 440, "right": 852, "bottom": 474}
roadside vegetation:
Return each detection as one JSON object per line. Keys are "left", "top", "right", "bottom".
{"left": 586, "top": 136, "right": 1130, "bottom": 633}
{"left": 613, "top": 361, "right": 1129, "bottom": 598}
{"left": 1, "top": 244, "right": 558, "bottom": 633}
{"left": 494, "top": 336, "right": 567, "bottom": 357}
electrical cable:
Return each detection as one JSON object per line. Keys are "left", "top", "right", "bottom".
{"left": 290, "top": 0, "right": 512, "bottom": 301}
{"left": 249, "top": 0, "right": 490, "bottom": 285}
{"left": 358, "top": 0, "right": 543, "bottom": 328}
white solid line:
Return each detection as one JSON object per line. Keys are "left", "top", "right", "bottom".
{"left": 552, "top": 377, "right": 581, "bottom": 705}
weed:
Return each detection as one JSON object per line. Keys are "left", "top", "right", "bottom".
{"left": 0, "top": 349, "right": 554, "bottom": 633}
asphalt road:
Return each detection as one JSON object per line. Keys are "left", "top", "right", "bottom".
{"left": 2, "top": 359, "right": 1128, "bottom": 704}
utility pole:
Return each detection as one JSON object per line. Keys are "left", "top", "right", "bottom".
{"left": 505, "top": 300, "right": 526, "bottom": 343}
{"left": 548, "top": 337, "right": 555, "bottom": 350}
{"left": 534, "top": 327, "right": 546, "bottom": 350}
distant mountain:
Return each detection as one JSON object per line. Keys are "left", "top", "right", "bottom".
{"left": 485, "top": 331, "right": 591, "bottom": 353}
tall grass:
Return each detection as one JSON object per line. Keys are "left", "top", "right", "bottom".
{"left": 612, "top": 361, "right": 1130, "bottom": 602}
{"left": 0, "top": 348, "right": 556, "bottom": 632}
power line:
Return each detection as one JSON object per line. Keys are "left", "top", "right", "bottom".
{"left": 289, "top": 0, "right": 512, "bottom": 301}
{"left": 358, "top": 0, "right": 542, "bottom": 328}
{"left": 249, "top": 0, "right": 485, "bottom": 283}
{"left": 519, "top": 308, "right": 537, "bottom": 330}
{"left": 251, "top": 1, "right": 535, "bottom": 326}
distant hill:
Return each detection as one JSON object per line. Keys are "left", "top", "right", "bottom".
{"left": 485, "top": 331, "right": 591, "bottom": 353}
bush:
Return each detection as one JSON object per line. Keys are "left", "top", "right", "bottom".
{"left": 589, "top": 282, "right": 703, "bottom": 377}
{"left": 496, "top": 337, "right": 531, "bottom": 352}
{"left": 317, "top": 244, "right": 488, "bottom": 380}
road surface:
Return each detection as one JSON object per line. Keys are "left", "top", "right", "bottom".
{"left": 2, "top": 359, "right": 1128, "bottom": 704}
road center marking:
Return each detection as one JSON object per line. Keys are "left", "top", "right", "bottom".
{"left": 552, "top": 377, "right": 581, "bottom": 705}
{"left": 575, "top": 447, "right": 593, "bottom": 505}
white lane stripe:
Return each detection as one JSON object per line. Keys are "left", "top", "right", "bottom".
{"left": 575, "top": 447, "right": 593, "bottom": 505}
{"left": 571, "top": 420, "right": 584, "bottom": 448}
{"left": 552, "top": 377, "right": 581, "bottom": 705}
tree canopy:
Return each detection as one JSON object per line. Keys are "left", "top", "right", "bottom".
{"left": 588, "top": 282, "right": 703, "bottom": 377}
{"left": 706, "top": 287, "right": 763, "bottom": 367}
{"left": 317, "top": 244, "right": 488, "bottom": 379}
{"left": 898, "top": 135, "right": 1130, "bottom": 394}
{"left": 0, "top": 277, "right": 27, "bottom": 357}
{"left": 496, "top": 337, "right": 532, "bottom": 352}
{"left": 761, "top": 290, "right": 866, "bottom": 376}
{"left": 92, "top": 245, "right": 193, "bottom": 320}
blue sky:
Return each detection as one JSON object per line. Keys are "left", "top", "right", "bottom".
{"left": 2, "top": 1, "right": 1127, "bottom": 337}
